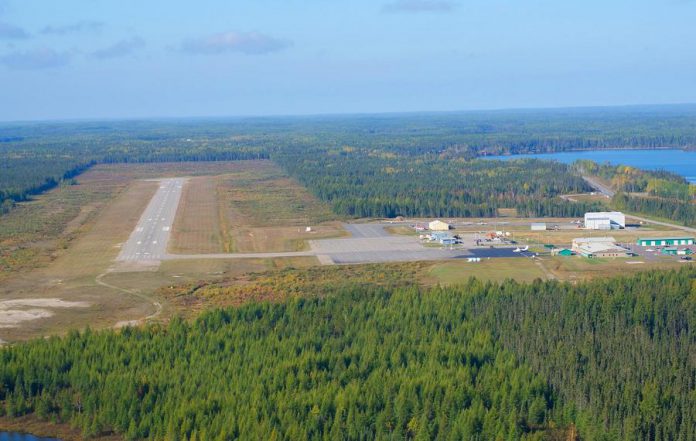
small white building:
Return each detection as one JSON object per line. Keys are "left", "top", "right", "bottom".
{"left": 584, "top": 212, "right": 625, "bottom": 230}
{"left": 531, "top": 222, "right": 547, "bottom": 231}
{"left": 429, "top": 220, "right": 451, "bottom": 231}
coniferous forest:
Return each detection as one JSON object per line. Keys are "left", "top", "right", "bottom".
{"left": 9, "top": 105, "right": 696, "bottom": 218}
{"left": 1, "top": 268, "right": 694, "bottom": 440}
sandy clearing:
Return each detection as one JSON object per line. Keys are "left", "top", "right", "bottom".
{"left": 0, "top": 298, "right": 91, "bottom": 328}
{"left": 0, "top": 299, "right": 91, "bottom": 309}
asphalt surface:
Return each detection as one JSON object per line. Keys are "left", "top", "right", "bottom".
{"left": 343, "top": 223, "right": 391, "bottom": 238}
{"left": 117, "top": 178, "right": 185, "bottom": 263}
{"left": 310, "top": 232, "right": 524, "bottom": 264}
{"left": 582, "top": 175, "right": 616, "bottom": 197}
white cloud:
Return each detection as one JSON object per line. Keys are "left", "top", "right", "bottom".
{"left": 181, "top": 31, "right": 291, "bottom": 55}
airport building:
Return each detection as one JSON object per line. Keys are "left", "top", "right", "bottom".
{"left": 637, "top": 237, "right": 695, "bottom": 247}
{"left": 571, "top": 236, "right": 632, "bottom": 258}
{"left": 429, "top": 231, "right": 457, "bottom": 244}
{"left": 531, "top": 222, "right": 547, "bottom": 231}
{"left": 584, "top": 212, "right": 625, "bottom": 230}
{"left": 661, "top": 247, "right": 693, "bottom": 256}
{"left": 429, "top": 220, "right": 451, "bottom": 231}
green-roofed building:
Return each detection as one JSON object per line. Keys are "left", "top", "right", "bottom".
{"left": 637, "top": 237, "right": 694, "bottom": 247}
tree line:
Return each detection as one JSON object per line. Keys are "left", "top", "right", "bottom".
{"left": 1, "top": 267, "right": 694, "bottom": 440}
{"left": 277, "top": 150, "right": 604, "bottom": 218}
{"left": 3, "top": 106, "right": 696, "bottom": 217}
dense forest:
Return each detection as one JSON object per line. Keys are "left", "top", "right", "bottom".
{"left": 1, "top": 268, "right": 694, "bottom": 440}
{"left": 2, "top": 105, "right": 696, "bottom": 218}
{"left": 277, "top": 150, "right": 602, "bottom": 217}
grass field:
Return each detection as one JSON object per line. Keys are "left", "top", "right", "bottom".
{"left": 541, "top": 255, "right": 686, "bottom": 281}
{"left": 0, "top": 175, "right": 122, "bottom": 282}
{"left": 427, "top": 258, "right": 549, "bottom": 284}
{"left": 170, "top": 160, "right": 346, "bottom": 254}
{"left": 0, "top": 176, "right": 157, "bottom": 342}
{"left": 170, "top": 176, "right": 223, "bottom": 254}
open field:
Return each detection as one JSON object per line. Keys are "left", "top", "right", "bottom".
{"left": 169, "top": 175, "right": 222, "bottom": 253}
{"left": 1, "top": 161, "right": 329, "bottom": 342}
{"left": 217, "top": 160, "right": 344, "bottom": 252}
{"left": 427, "top": 258, "right": 550, "bottom": 284}
{"left": 168, "top": 160, "right": 346, "bottom": 254}
{"left": 541, "top": 255, "right": 686, "bottom": 282}
{"left": 0, "top": 176, "right": 158, "bottom": 342}
{"left": 0, "top": 171, "right": 125, "bottom": 282}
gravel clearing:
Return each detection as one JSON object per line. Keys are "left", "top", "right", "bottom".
{"left": 0, "top": 298, "right": 90, "bottom": 328}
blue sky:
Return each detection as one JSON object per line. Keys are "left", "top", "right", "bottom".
{"left": 0, "top": 0, "right": 695, "bottom": 121}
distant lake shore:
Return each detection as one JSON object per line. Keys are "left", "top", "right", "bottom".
{"left": 0, "top": 433, "right": 62, "bottom": 441}
{"left": 484, "top": 148, "right": 696, "bottom": 183}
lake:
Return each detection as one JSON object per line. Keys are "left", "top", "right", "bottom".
{"left": 0, "top": 433, "right": 61, "bottom": 441}
{"left": 485, "top": 149, "right": 696, "bottom": 183}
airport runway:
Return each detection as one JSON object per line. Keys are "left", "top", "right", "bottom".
{"left": 117, "top": 179, "right": 528, "bottom": 268}
{"left": 117, "top": 178, "right": 185, "bottom": 263}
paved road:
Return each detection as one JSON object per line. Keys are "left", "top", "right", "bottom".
{"left": 117, "top": 178, "right": 185, "bottom": 262}
{"left": 582, "top": 175, "right": 615, "bottom": 197}
{"left": 625, "top": 214, "right": 696, "bottom": 234}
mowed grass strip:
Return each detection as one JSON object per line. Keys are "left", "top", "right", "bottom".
{"left": 213, "top": 160, "right": 345, "bottom": 253}
{"left": 427, "top": 258, "right": 549, "bottom": 284}
{"left": 219, "top": 160, "right": 337, "bottom": 228}
{"left": 170, "top": 176, "right": 223, "bottom": 254}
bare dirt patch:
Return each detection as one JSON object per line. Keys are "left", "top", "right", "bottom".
{"left": 0, "top": 298, "right": 90, "bottom": 328}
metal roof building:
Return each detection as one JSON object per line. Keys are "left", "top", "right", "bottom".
{"left": 571, "top": 236, "right": 630, "bottom": 258}
{"left": 531, "top": 222, "right": 547, "bottom": 231}
{"left": 584, "top": 212, "right": 625, "bottom": 230}
{"left": 429, "top": 220, "right": 451, "bottom": 231}
{"left": 637, "top": 237, "right": 694, "bottom": 247}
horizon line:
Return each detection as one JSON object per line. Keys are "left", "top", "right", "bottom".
{"left": 2, "top": 102, "right": 696, "bottom": 125}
